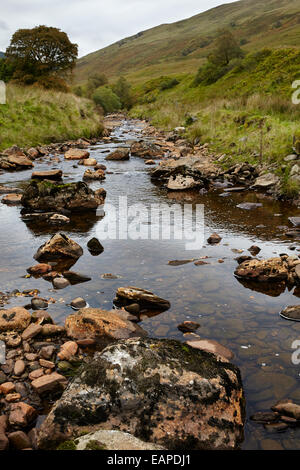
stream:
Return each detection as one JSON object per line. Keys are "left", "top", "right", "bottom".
{"left": 0, "top": 118, "right": 300, "bottom": 450}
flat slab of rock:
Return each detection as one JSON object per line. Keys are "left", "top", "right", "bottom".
{"left": 253, "top": 173, "right": 280, "bottom": 189}
{"left": 0, "top": 307, "right": 31, "bottom": 332}
{"left": 0, "top": 186, "right": 23, "bottom": 195}
{"left": 65, "top": 308, "right": 147, "bottom": 347}
{"left": 32, "top": 170, "right": 63, "bottom": 180}
{"left": 31, "top": 372, "right": 68, "bottom": 395}
{"left": 75, "top": 430, "right": 165, "bottom": 450}
{"left": 7, "top": 154, "right": 34, "bottom": 169}
{"left": 280, "top": 306, "right": 300, "bottom": 322}
{"left": 37, "top": 338, "right": 245, "bottom": 450}
{"left": 64, "top": 149, "right": 89, "bottom": 160}
{"left": 34, "top": 233, "right": 83, "bottom": 262}
{"left": 115, "top": 286, "right": 170, "bottom": 312}
{"left": 1, "top": 193, "right": 22, "bottom": 205}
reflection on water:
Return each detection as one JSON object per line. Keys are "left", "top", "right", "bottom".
{"left": 0, "top": 120, "right": 300, "bottom": 450}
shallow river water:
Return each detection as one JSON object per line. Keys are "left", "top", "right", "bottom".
{"left": 0, "top": 119, "right": 300, "bottom": 450}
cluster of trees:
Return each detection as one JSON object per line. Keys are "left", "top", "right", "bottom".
{"left": 0, "top": 24, "right": 134, "bottom": 114}
{"left": 75, "top": 74, "right": 135, "bottom": 113}
{"left": 194, "top": 29, "right": 244, "bottom": 86}
{"left": 0, "top": 25, "right": 78, "bottom": 91}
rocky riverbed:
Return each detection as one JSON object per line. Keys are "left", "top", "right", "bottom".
{"left": 0, "top": 114, "right": 300, "bottom": 450}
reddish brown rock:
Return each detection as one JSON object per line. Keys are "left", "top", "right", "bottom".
{"left": 31, "top": 372, "right": 68, "bottom": 395}
{"left": 27, "top": 264, "right": 53, "bottom": 276}
{"left": 65, "top": 308, "right": 147, "bottom": 346}
{"left": 9, "top": 402, "right": 37, "bottom": 427}
{"left": 14, "top": 359, "right": 26, "bottom": 376}
{"left": 57, "top": 341, "right": 78, "bottom": 361}
{"left": 29, "top": 369, "right": 44, "bottom": 381}
{"left": 6, "top": 392, "right": 21, "bottom": 402}
{"left": 0, "top": 382, "right": 15, "bottom": 395}
{"left": 21, "top": 323, "right": 43, "bottom": 341}
{"left": 39, "top": 359, "right": 55, "bottom": 369}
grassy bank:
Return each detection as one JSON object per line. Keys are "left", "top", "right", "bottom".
{"left": 0, "top": 84, "right": 103, "bottom": 151}
{"left": 130, "top": 48, "right": 300, "bottom": 197}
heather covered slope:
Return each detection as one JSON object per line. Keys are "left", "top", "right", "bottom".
{"left": 75, "top": 0, "right": 300, "bottom": 83}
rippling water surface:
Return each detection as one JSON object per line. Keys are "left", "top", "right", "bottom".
{"left": 0, "top": 120, "right": 300, "bottom": 450}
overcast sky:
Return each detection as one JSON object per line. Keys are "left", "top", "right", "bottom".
{"left": 0, "top": 0, "right": 238, "bottom": 57}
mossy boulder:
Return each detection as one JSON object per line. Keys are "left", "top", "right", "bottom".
{"left": 37, "top": 337, "right": 245, "bottom": 450}
{"left": 21, "top": 181, "right": 106, "bottom": 213}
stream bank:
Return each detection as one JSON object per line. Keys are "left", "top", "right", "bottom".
{"left": 0, "top": 114, "right": 299, "bottom": 450}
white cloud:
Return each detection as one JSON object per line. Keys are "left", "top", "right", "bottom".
{"left": 0, "top": 0, "right": 238, "bottom": 56}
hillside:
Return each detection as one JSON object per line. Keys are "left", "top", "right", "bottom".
{"left": 75, "top": 0, "right": 300, "bottom": 84}
{"left": 0, "top": 85, "right": 103, "bottom": 150}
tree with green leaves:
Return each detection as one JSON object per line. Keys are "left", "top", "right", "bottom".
{"left": 113, "top": 76, "right": 134, "bottom": 109}
{"left": 208, "top": 29, "right": 244, "bottom": 66}
{"left": 86, "top": 73, "right": 108, "bottom": 98}
{"left": 5, "top": 25, "right": 78, "bottom": 89}
{"left": 92, "top": 86, "right": 121, "bottom": 114}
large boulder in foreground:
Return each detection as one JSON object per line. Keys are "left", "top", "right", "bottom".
{"left": 65, "top": 308, "right": 147, "bottom": 347}
{"left": 37, "top": 338, "right": 245, "bottom": 450}
{"left": 34, "top": 233, "right": 83, "bottom": 262}
{"left": 21, "top": 181, "right": 105, "bottom": 213}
